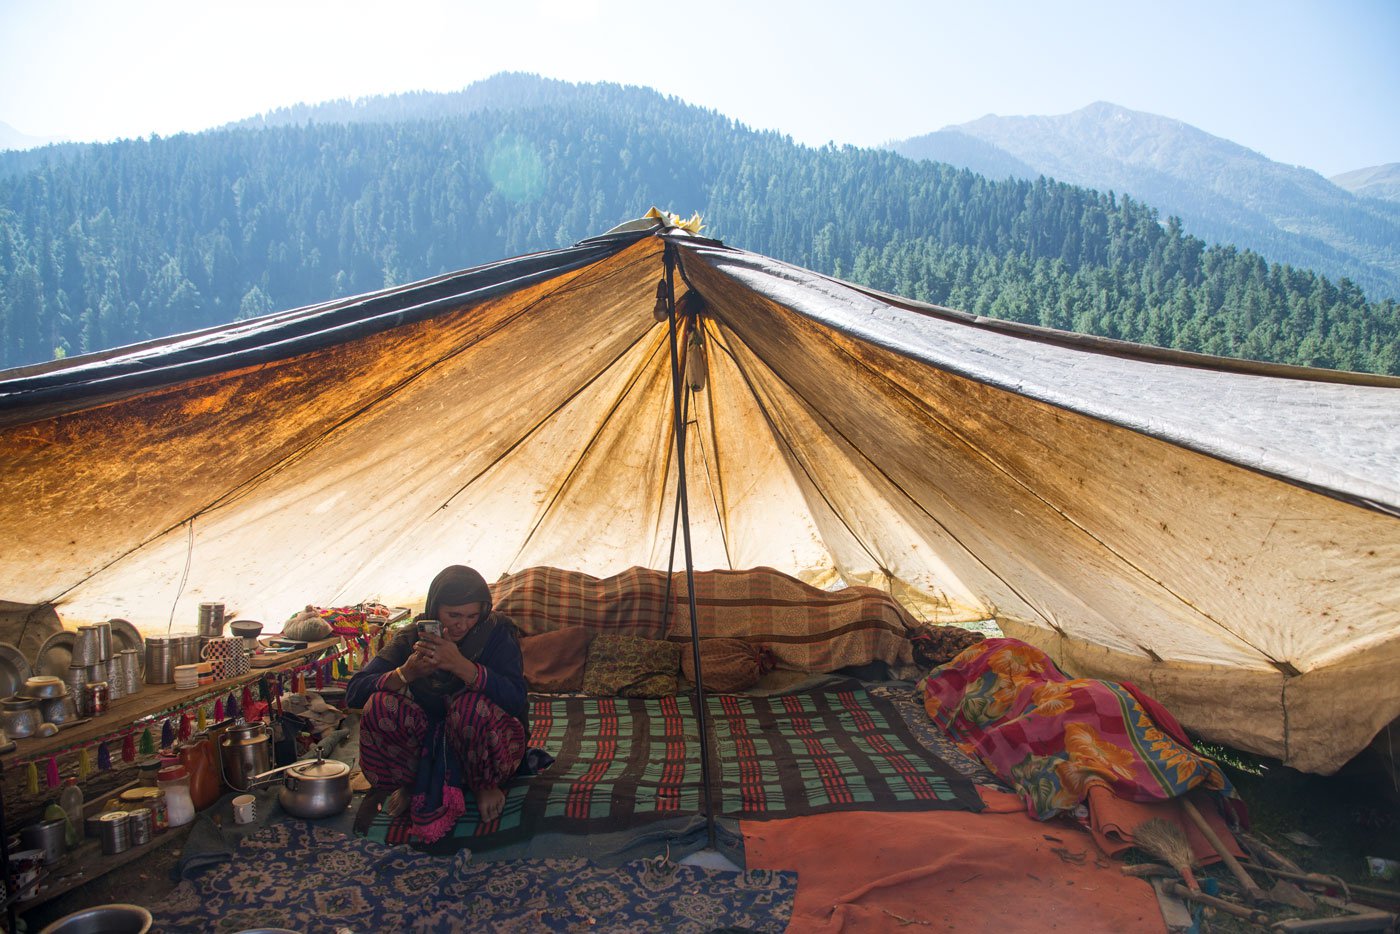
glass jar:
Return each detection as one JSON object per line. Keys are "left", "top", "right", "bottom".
{"left": 157, "top": 764, "right": 195, "bottom": 827}
{"left": 118, "top": 786, "right": 169, "bottom": 832}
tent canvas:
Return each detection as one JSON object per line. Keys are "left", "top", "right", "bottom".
{"left": 2, "top": 217, "right": 1397, "bottom": 775}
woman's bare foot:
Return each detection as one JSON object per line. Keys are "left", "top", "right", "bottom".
{"left": 474, "top": 785, "right": 505, "bottom": 822}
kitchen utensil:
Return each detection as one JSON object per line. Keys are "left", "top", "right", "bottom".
{"left": 35, "top": 722, "right": 58, "bottom": 737}
{"left": 97, "top": 811, "right": 131, "bottom": 855}
{"left": 107, "top": 619, "right": 144, "bottom": 674}
{"left": 36, "top": 630, "right": 77, "bottom": 676}
{"left": 105, "top": 658, "right": 125, "bottom": 701}
{"left": 1, "top": 696, "right": 41, "bottom": 737}
{"left": 37, "top": 903, "right": 153, "bottom": 934}
{"left": 220, "top": 720, "right": 273, "bottom": 791}
{"left": 231, "top": 793, "right": 256, "bottom": 824}
{"left": 60, "top": 666, "right": 87, "bottom": 712}
{"left": 21, "top": 817, "right": 67, "bottom": 865}
{"left": 93, "top": 622, "right": 113, "bottom": 661}
{"left": 144, "top": 636, "right": 178, "bottom": 684}
{"left": 0, "top": 642, "right": 33, "bottom": 697}
{"left": 229, "top": 620, "right": 263, "bottom": 652}
{"left": 197, "top": 603, "right": 226, "bottom": 637}
{"left": 249, "top": 752, "right": 352, "bottom": 819}
{"left": 21, "top": 675, "right": 67, "bottom": 699}
{"left": 38, "top": 693, "right": 78, "bottom": 725}
{"left": 73, "top": 626, "right": 103, "bottom": 666}
{"left": 173, "top": 633, "right": 201, "bottom": 666}
{"left": 202, "top": 636, "right": 247, "bottom": 679}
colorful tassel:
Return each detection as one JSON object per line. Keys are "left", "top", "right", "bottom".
{"left": 241, "top": 685, "right": 254, "bottom": 712}
{"left": 314, "top": 664, "right": 325, "bottom": 689}
{"left": 257, "top": 677, "right": 270, "bottom": 702}
{"left": 197, "top": 705, "right": 208, "bottom": 733}
{"left": 97, "top": 741, "right": 112, "bottom": 771}
{"left": 121, "top": 732, "right": 135, "bottom": 762}
{"left": 45, "top": 756, "right": 59, "bottom": 788}
{"left": 226, "top": 693, "right": 239, "bottom": 719}
{"left": 213, "top": 698, "right": 224, "bottom": 721}
{"left": 26, "top": 761, "right": 38, "bottom": 796}
{"left": 161, "top": 718, "right": 174, "bottom": 748}
{"left": 138, "top": 726, "right": 155, "bottom": 755}
{"left": 78, "top": 747, "right": 93, "bottom": 780}
{"left": 178, "top": 711, "right": 192, "bottom": 741}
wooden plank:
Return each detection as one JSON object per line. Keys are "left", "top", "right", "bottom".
{"left": 15, "top": 822, "right": 192, "bottom": 915}
{"left": 1, "top": 639, "right": 343, "bottom": 763}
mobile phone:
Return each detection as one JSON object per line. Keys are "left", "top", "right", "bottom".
{"left": 418, "top": 619, "right": 442, "bottom": 638}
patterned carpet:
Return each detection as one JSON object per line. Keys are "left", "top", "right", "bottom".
{"left": 151, "top": 821, "right": 795, "bottom": 933}
{"left": 368, "top": 681, "right": 982, "bottom": 851}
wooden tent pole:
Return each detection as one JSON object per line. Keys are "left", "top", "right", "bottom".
{"left": 663, "top": 242, "right": 719, "bottom": 852}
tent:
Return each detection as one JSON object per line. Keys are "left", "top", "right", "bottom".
{"left": 2, "top": 215, "right": 1398, "bottom": 775}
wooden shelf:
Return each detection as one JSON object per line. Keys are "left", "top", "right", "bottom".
{"left": 1, "top": 638, "right": 344, "bottom": 763}
{"left": 15, "top": 821, "right": 192, "bottom": 915}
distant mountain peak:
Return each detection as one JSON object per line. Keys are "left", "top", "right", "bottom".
{"left": 1331, "top": 163, "right": 1400, "bottom": 204}
{"left": 891, "top": 104, "right": 1400, "bottom": 300}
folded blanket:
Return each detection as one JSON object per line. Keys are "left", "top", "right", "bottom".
{"left": 920, "top": 638, "right": 1237, "bottom": 820}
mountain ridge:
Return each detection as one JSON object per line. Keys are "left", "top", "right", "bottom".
{"left": 890, "top": 102, "right": 1400, "bottom": 300}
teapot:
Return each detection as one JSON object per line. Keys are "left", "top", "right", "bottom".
{"left": 248, "top": 751, "right": 353, "bottom": 819}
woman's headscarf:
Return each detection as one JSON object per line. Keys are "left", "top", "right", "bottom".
{"left": 424, "top": 565, "right": 493, "bottom": 620}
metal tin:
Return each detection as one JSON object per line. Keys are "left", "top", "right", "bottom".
{"left": 197, "top": 603, "right": 226, "bottom": 638}
{"left": 119, "top": 786, "right": 167, "bottom": 831}
{"left": 84, "top": 681, "right": 109, "bottom": 716}
{"left": 145, "top": 636, "right": 178, "bottom": 684}
{"left": 174, "top": 633, "right": 202, "bottom": 666}
{"left": 97, "top": 810, "right": 130, "bottom": 855}
{"left": 126, "top": 808, "right": 152, "bottom": 846}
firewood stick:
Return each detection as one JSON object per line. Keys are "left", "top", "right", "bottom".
{"left": 1181, "top": 798, "right": 1267, "bottom": 903}
{"left": 1245, "top": 865, "right": 1400, "bottom": 904}
{"left": 1162, "top": 881, "right": 1270, "bottom": 925}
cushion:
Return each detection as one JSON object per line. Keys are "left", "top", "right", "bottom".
{"left": 582, "top": 635, "right": 682, "bottom": 697}
{"left": 520, "top": 626, "right": 594, "bottom": 693}
{"left": 680, "top": 638, "right": 764, "bottom": 693}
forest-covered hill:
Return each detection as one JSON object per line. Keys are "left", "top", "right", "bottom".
{"left": 891, "top": 103, "right": 1400, "bottom": 301}
{"left": 1, "top": 74, "right": 1397, "bottom": 375}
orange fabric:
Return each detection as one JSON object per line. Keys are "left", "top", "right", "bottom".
{"left": 743, "top": 787, "right": 1164, "bottom": 933}
{"left": 1088, "top": 786, "right": 1245, "bottom": 864}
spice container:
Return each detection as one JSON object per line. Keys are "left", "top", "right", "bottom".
{"left": 119, "top": 786, "right": 168, "bottom": 832}
{"left": 157, "top": 764, "right": 195, "bottom": 827}
{"left": 97, "top": 811, "right": 130, "bottom": 855}
{"left": 84, "top": 681, "right": 109, "bottom": 716}
{"left": 127, "top": 808, "right": 153, "bottom": 846}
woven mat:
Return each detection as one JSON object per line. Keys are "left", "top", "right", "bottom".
{"left": 368, "top": 681, "right": 981, "bottom": 852}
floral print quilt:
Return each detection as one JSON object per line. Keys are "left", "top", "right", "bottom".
{"left": 920, "top": 638, "right": 1234, "bottom": 820}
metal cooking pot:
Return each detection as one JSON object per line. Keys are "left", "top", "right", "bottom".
{"left": 0, "top": 697, "right": 41, "bottom": 738}
{"left": 249, "top": 753, "right": 352, "bottom": 819}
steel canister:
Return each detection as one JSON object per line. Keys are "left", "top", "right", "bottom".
{"left": 126, "top": 808, "right": 152, "bottom": 846}
{"left": 97, "top": 811, "right": 130, "bottom": 855}
{"left": 197, "top": 603, "right": 226, "bottom": 638}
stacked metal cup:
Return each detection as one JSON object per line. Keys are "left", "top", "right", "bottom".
{"left": 61, "top": 666, "right": 88, "bottom": 716}
{"left": 94, "top": 622, "right": 113, "bottom": 662}
{"left": 73, "top": 626, "right": 102, "bottom": 667}
{"left": 119, "top": 649, "right": 142, "bottom": 696}
{"left": 106, "top": 655, "right": 125, "bottom": 701}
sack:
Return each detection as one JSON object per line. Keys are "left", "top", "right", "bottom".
{"left": 680, "top": 638, "right": 765, "bottom": 692}
{"left": 582, "top": 635, "right": 681, "bottom": 697}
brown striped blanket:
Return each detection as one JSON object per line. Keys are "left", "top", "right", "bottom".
{"left": 494, "top": 566, "right": 920, "bottom": 677}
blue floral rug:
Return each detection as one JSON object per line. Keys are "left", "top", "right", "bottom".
{"left": 151, "top": 820, "right": 795, "bottom": 933}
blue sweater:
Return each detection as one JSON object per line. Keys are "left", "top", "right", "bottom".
{"left": 345, "top": 613, "right": 527, "bottom": 727}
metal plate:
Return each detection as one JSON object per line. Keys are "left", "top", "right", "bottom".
{"left": 35, "top": 631, "right": 76, "bottom": 677}
{"left": 108, "top": 618, "right": 144, "bottom": 674}
{"left": 0, "top": 642, "right": 32, "bottom": 698}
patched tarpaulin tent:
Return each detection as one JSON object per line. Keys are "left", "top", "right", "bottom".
{"left": 2, "top": 217, "right": 1397, "bottom": 774}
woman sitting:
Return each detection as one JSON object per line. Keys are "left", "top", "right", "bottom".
{"left": 346, "top": 565, "right": 527, "bottom": 842}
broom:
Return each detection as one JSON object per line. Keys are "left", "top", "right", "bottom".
{"left": 1134, "top": 818, "right": 1199, "bottom": 891}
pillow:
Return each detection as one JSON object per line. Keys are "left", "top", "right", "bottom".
{"left": 582, "top": 635, "right": 682, "bottom": 697}
{"left": 520, "top": 627, "right": 594, "bottom": 693}
{"left": 680, "top": 638, "right": 765, "bottom": 693}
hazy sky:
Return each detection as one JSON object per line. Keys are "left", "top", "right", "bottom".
{"left": 1, "top": 0, "right": 1396, "bottom": 177}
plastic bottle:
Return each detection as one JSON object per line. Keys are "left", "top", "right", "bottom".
{"left": 157, "top": 764, "right": 196, "bottom": 827}
{"left": 58, "top": 777, "right": 84, "bottom": 847}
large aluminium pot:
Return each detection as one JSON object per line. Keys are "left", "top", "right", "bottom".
{"left": 250, "top": 754, "right": 352, "bottom": 819}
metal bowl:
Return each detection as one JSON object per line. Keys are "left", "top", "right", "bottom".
{"left": 38, "top": 903, "right": 152, "bottom": 934}
{"left": 21, "top": 675, "right": 67, "bottom": 699}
